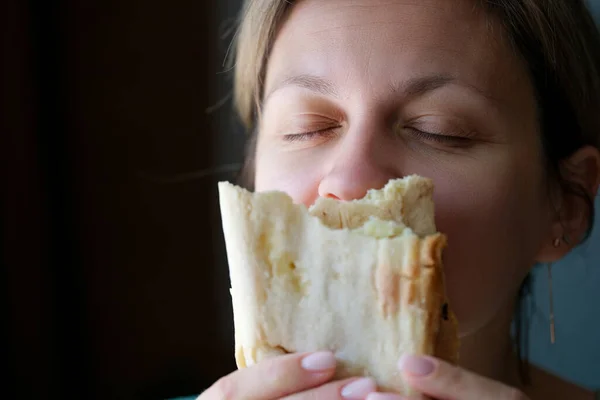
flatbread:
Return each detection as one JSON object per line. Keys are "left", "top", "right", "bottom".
{"left": 218, "top": 175, "right": 458, "bottom": 395}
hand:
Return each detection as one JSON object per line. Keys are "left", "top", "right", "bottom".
{"left": 366, "top": 355, "right": 529, "bottom": 400}
{"left": 198, "top": 351, "right": 378, "bottom": 400}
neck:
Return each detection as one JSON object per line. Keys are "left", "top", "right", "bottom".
{"left": 457, "top": 298, "right": 521, "bottom": 387}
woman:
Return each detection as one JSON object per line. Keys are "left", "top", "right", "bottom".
{"left": 201, "top": 0, "right": 600, "bottom": 399}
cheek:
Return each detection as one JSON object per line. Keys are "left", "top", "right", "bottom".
{"left": 432, "top": 156, "right": 550, "bottom": 335}
{"left": 254, "top": 142, "right": 323, "bottom": 206}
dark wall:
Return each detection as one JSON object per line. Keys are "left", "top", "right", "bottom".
{"left": 2, "top": 0, "right": 245, "bottom": 398}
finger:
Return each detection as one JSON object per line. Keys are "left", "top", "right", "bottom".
{"left": 282, "top": 377, "right": 378, "bottom": 400}
{"left": 398, "top": 355, "right": 530, "bottom": 400}
{"left": 200, "top": 351, "right": 337, "bottom": 400}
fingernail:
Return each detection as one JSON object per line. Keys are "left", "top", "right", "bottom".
{"left": 398, "top": 354, "right": 435, "bottom": 377}
{"left": 366, "top": 394, "right": 404, "bottom": 400}
{"left": 341, "top": 377, "right": 377, "bottom": 399}
{"left": 301, "top": 351, "right": 336, "bottom": 371}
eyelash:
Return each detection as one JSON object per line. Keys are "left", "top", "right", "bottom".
{"left": 405, "top": 128, "right": 471, "bottom": 145}
{"left": 283, "top": 127, "right": 340, "bottom": 142}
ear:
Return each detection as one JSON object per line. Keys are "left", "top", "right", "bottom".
{"left": 535, "top": 145, "right": 600, "bottom": 263}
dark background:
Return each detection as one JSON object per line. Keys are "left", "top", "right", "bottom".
{"left": 2, "top": 0, "right": 245, "bottom": 398}
{"left": 4, "top": 1, "right": 600, "bottom": 399}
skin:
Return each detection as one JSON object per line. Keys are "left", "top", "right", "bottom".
{"left": 200, "top": 0, "right": 600, "bottom": 398}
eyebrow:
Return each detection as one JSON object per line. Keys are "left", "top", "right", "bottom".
{"left": 391, "top": 74, "right": 456, "bottom": 97}
{"left": 265, "top": 74, "right": 339, "bottom": 100}
{"left": 265, "top": 73, "right": 496, "bottom": 103}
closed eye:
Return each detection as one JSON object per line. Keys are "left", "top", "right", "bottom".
{"left": 283, "top": 127, "right": 340, "bottom": 143}
{"left": 405, "top": 127, "right": 474, "bottom": 147}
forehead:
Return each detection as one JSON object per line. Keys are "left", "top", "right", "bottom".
{"left": 264, "top": 0, "right": 530, "bottom": 108}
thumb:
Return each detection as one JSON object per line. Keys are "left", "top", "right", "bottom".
{"left": 398, "top": 354, "right": 529, "bottom": 400}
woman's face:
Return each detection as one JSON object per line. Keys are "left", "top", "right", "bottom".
{"left": 254, "top": 0, "right": 554, "bottom": 336}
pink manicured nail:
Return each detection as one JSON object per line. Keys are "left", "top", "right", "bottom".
{"left": 366, "top": 393, "right": 405, "bottom": 400}
{"left": 341, "top": 377, "right": 377, "bottom": 399}
{"left": 301, "top": 351, "right": 336, "bottom": 371}
{"left": 398, "top": 354, "right": 435, "bottom": 377}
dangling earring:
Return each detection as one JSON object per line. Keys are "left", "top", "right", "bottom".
{"left": 547, "top": 262, "right": 556, "bottom": 344}
{"left": 547, "top": 236, "right": 563, "bottom": 344}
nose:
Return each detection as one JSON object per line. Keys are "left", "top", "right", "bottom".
{"left": 318, "top": 132, "right": 396, "bottom": 201}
